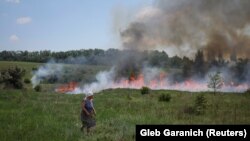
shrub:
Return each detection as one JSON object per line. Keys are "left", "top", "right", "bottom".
{"left": 183, "top": 95, "right": 207, "bottom": 115}
{"left": 24, "top": 78, "right": 31, "bottom": 84}
{"left": 194, "top": 94, "right": 207, "bottom": 115}
{"left": 158, "top": 94, "right": 171, "bottom": 102}
{"left": 15, "top": 80, "right": 24, "bottom": 89}
{"left": 0, "top": 66, "right": 25, "bottom": 89}
{"left": 34, "top": 85, "right": 41, "bottom": 92}
{"left": 141, "top": 86, "right": 150, "bottom": 95}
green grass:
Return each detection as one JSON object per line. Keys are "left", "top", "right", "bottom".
{"left": 0, "top": 89, "right": 250, "bottom": 141}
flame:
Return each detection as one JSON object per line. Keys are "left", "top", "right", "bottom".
{"left": 112, "top": 72, "right": 168, "bottom": 89}
{"left": 55, "top": 82, "right": 78, "bottom": 93}
{"left": 111, "top": 73, "right": 249, "bottom": 92}
{"left": 56, "top": 73, "right": 249, "bottom": 93}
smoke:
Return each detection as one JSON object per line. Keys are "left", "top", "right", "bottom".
{"left": 31, "top": 60, "right": 63, "bottom": 87}
{"left": 76, "top": 68, "right": 116, "bottom": 94}
{"left": 69, "top": 66, "right": 161, "bottom": 94}
{"left": 120, "top": 0, "right": 250, "bottom": 59}
{"left": 31, "top": 0, "right": 250, "bottom": 93}
{"left": 31, "top": 56, "right": 88, "bottom": 88}
{"left": 70, "top": 64, "right": 248, "bottom": 94}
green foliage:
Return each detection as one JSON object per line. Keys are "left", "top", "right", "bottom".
{"left": 207, "top": 71, "right": 223, "bottom": 95}
{"left": 34, "top": 85, "right": 41, "bottom": 92}
{"left": 194, "top": 94, "right": 207, "bottom": 115}
{"left": 194, "top": 50, "right": 206, "bottom": 78}
{"left": 141, "top": 86, "right": 150, "bottom": 95}
{"left": 169, "top": 55, "right": 183, "bottom": 68}
{"left": 148, "top": 50, "right": 169, "bottom": 67}
{"left": 182, "top": 57, "right": 193, "bottom": 79}
{"left": 158, "top": 93, "right": 171, "bottom": 102}
{"left": 24, "top": 78, "right": 31, "bottom": 84}
{"left": 0, "top": 66, "right": 25, "bottom": 89}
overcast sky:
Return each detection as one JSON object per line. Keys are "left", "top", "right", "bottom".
{"left": 0, "top": 0, "right": 152, "bottom": 51}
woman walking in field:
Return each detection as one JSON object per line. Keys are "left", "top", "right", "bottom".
{"left": 80, "top": 90, "right": 96, "bottom": 135}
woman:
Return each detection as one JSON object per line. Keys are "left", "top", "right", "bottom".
{"left": 80, "top": 90, "right": 96, "bottom": 134}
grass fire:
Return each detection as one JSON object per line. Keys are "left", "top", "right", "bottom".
{"left": 1, "top": 0, "right": 250, "bottom": 141}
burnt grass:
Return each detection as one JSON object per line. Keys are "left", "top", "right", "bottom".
{"left": 0, "top": 88, "right": 250, "bottom": 141}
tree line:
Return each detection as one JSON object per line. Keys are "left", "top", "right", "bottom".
{"left": 0, "top": 49, "right": 249, "bottom": 85}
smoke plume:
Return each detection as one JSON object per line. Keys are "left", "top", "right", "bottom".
{"left": 120, "top": 0, "right": 250, "bottom": 59}
{"left": 31, "top": 0, "right": 250, "bottom": 94}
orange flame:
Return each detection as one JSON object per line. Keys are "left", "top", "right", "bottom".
{"left": 55, "top": 72, "right": 249, "bottom": 93}
{"left": 111, "top": 73, "right": 249, "bottom": 92}
{"left": 113, "top": 72, "right": 167, "bottom": 89}
{"left": 55, "top": 82, "right": 78, "bottom": 93}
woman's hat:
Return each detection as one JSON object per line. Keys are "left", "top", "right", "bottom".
{"left": 85, "top": 90, "right": 93, "bottom": 97}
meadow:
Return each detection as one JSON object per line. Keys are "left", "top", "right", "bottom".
{"left": 0, "top": 61, "right": 250, "bottom": 141}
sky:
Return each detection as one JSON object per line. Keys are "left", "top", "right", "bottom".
{"left": 0, "top": 0, "right": 153, "bottom": 51}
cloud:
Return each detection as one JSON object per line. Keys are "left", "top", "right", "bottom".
{"left": 6, "top": 0, "right": 20, "bottom": 4}
{"left": 9, "top": 34, "right": 20, "bottom": 42}
{"left": 16, "top": 17, "right": 32, "bottom": 24}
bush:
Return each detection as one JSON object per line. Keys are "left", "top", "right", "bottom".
{"left": 182, "top": 95, "right": 207, "bottom": 115}
{"left": 194, "top": 94, "right": 207, "bottom": 115}
{"left": 158, "top": 94, "right": 171, "bottom": 102}
{"left": 14, "top": 80, "right": 24, "bottom": 89}
{"left": 24, "top": 78, "right": 31, "bottom": 84}
{"left": 0, "top": 66, "right": 25, "bottom": 89}
{"left": 141, "top": 86, "right": 150, "bottom": 95}
{"left": 34, "top": 85, "right": 41, "bottom": 92}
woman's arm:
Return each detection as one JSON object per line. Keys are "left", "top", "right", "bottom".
{"left": 91, "top": 100, "right": 96, "bottom": 115}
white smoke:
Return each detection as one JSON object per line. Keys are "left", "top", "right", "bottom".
{"left": 68, "top": 65, "right": 248, "bottom": 94}
{"left": 68, "top": 68, "right": 116, "bottom": 94}
{"left": 82, "top": 68, "right": 116, "bottom": 93}
{"left": 31, "top": 60, "right": 63, "bottom": 88}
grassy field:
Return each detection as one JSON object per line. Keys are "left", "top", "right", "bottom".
{"left": 0, "top": 61, "right": 42, "bottom": 78}
{"left": 0, "top": 61, "right": 250, "bottom": 141}
{"left": 0, "top": 89, "right": 250, "bottom": 141}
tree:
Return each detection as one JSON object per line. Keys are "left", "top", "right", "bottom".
{"left": 169, "top": 55, "right": 183, "bottom": 68}
{"left": 207, "top": 71, "right": 223, "bottom": 95}
{"left": 233, "top": 58, "right": 248, "bottom": 82}
{"left": 194, "top": 50, "right": 206, "bottom": 78}
{"left": 182, "top": 56, "right": 193, "bottom": 79}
